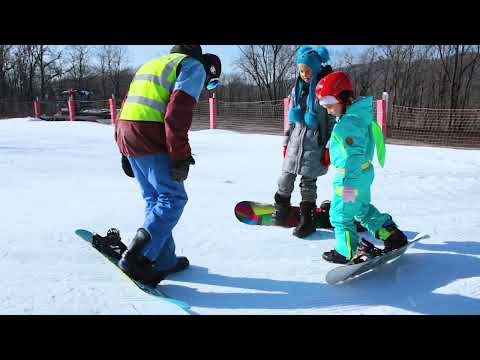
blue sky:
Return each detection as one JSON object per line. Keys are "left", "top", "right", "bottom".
{"left": 127, "top": 45, "right": 368, "bottom": 74}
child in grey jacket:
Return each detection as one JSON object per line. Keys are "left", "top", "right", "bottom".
{"left": 273, "top": 45, "right": 335, "bottom": 238}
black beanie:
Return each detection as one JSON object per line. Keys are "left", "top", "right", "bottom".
{"left": 170, "top": 45, "right": 203, "bottom": 62}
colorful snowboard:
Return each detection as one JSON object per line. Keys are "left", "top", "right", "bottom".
{"left": 234, "top": 201, "right": 366, "bottom": 232}
{"left": 325, "top": 233, "right": 430, "bottom": 285}
{"left": 75, "top": 228, "right": 191, "bottom": 313}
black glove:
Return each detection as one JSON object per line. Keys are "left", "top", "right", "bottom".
{"left": 121, "top": 155, "right": 135, "bottom": 178}
{"left": 171, "top": 155, "right": 195, "bottom": 182}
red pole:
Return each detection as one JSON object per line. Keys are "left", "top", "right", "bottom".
{"left": 376, "top": 99, "right": 387, "bottom": 138}
{"left": 283, "top": 95, "right": 291, "bottom": 131}
{"left": 209, "top": 95, "right": 217, "bottom": 129}
{"left": 34, "top": 97, "right": 41, "bottom": 119}
{"left": 109, "top": 95, "right": 117, "bottom": 126}
{"left": 68, "top": 95, "right": 75, "bottom": 121}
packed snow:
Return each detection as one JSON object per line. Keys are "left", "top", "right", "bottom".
{"left": 1, "top": 118, "right": 479, "bottom": 315}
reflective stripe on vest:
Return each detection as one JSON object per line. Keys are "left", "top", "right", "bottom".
{"left": 125, "top": 95, "right": 166, "bottom": 114}
{"left": 120, "top": 53, "right": 186, "bottom": 122}
{"left": 133, "top": 62, "right": 176, "bottom": 93}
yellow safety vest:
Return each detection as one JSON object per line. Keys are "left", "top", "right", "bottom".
{"left": 120, "top": 53, "right": 187, "bottom": 122}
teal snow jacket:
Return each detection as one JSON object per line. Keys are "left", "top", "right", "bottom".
{"left": 329, "top": 96, "right": 386, "bottom": 186}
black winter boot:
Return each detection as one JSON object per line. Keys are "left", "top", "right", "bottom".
{"left": 159, "top": 256, "right": 190, "bottom": 277}
{"left": 376, "top": 220, "right": 408, "bottom": 252}
{"left": 118, "top": 228, "right": 165, "bottom": 286}
{"left": 317, "top": 200, "right": 333, "bottom": 229}
{"left": 272, "top": 192, "right": 292, "bottom": 227}
{"left": 322, "top": 249, "right": 348, "bottom": 264}
{"left": 293, "top": 201, "right": 316, "bottom": 238}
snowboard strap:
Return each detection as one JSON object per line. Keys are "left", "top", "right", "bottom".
{"left": 349, "top": 238, "right": 384, "bottom": 264}
{"left": 92, "top": 228, "right": 128, "bottom": 261}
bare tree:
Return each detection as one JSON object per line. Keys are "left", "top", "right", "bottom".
{"left": 235, "top": 45, "right": 298, "bottom": 101}
{"left": 378, "top": 45, "right": 414, "bottom": 105}
{"left": 436, "top": 45, "right": 480, "bottom": 110}
{"left": 214, "top": 73, "right": 244, "bottom": 101}
{"left": 34, "top": 45, "right": 63, "bottom": 99}
{"left": 65, "top": 45, "right": 93, "bottom": 90}
{"left": 342, "top": 46, "right": 382, "bottom": 96}
{"left": 461, "top": 47, "right": 480, "bottom": 109}
{"left": 379, "top": 45, "right": 433, "bottom": 107}
{"left": 0, "top": 45, "right": 14, "bottom": 98}
{"left": 94, "top": 45, "right": 131, "bottom": 98}
{"left": 8, "top": 45, "right": 38, "bottom": 100}
{"left": 404, "top": 45, "right": 434, "bottom": 107}
{"left": 109, "top": 46, "right": 130, "bottom": 98}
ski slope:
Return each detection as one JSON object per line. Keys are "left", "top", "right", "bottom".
{"left": 1, "top": 118, "right": 479, "bottom": 315}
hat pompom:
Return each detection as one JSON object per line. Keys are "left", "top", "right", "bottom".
{"left": 288, "top": 107, "right": 303, "bottom": 124}
{"left": 304, "top": 111, "right": 319, "bottom": 129}
{"left": 314, "top": 46, "right": 330, "bottom": 64}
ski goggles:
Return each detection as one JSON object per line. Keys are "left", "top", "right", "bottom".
{"left": 206, "top": 78, "right": 220, "bottom": 90}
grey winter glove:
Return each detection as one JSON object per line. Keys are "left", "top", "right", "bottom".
{"left": 121, "top": 155, "right": 135, "bottom": 178}
{"left": 171, "top": 155, "right": 195, "bottom": 182}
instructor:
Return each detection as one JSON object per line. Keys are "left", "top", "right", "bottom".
{"left": 115, "top": 45, "right": 221, "bottom": 285}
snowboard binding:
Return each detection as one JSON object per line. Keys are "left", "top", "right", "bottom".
{"left": 92, "top": 228, "right": 128, "bottom": 261}
{"left": 349, "top": 238, "right": 384, "bottom": 264}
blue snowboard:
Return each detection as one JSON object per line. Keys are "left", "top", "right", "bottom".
{"left": 325, "top": 233, "right": 430, "bottom": 285}
{"left": 75, "top": 228, "right": 191, "bottom": 312}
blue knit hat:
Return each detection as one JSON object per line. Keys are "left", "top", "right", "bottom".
{"left": 296, "top": 45, "right": 329, "bottom": 72}
{"left": 289, "top": 46, "right": 330, "bottom": 128}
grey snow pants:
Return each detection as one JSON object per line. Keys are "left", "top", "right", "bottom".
{"left": 277, "top": 171, "right": 317, "bottom": 204}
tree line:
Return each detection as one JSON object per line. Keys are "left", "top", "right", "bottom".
{"left": 1, "top": 45, "right": 479, "bottom": 110}
{"left": 214, "top": 45, "right": 480, "bottom": 109}
{"left": 0, "top": 45, "right": 132, "bottom": 102}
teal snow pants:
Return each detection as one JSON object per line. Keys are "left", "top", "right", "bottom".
{"left": 330, "top": 165, "right": 391, "bottom": 259}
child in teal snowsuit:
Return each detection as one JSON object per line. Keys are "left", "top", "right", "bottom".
{"left": 315, "top": 71, "right": 408, "bottom": 264}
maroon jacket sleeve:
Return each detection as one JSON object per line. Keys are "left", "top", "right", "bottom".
{"left": 164, "top": 89, "right": 196, "bottom": 161}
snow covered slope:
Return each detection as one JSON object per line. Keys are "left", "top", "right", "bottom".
{"left": 1, "top": 118, "right": 479, "bottom": 314}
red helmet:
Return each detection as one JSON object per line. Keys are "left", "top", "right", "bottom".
{"left": 315, "top": 71, "right": 353, "bottom": 105}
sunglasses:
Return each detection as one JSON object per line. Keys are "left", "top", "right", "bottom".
{"left": 206, "top": 78, "right": 220, "bottom": 90}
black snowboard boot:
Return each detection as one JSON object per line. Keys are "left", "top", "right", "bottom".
{"left": 118, "top": 228, "right": 165, "bottom": 286}
{"left": 92, "top": 228, "right": 128, "bottom": 260}
{"left": 322, "top": 249, "right": 348, "bottom": 264}
{"left": 349, "top": 238, "right": 384, "bottom": 264}
{"left": 159, "top": 256, "right": 190, "bottom": 277}
{"left": 293, "top": 201, "right": 317, "bottom": 238}
{"left": 376, "top": 220, "right": 408, "bottom": 253}
{"left": 315, "top": 200, "right": 366, "bottom": 232}
{"left": 317, "top": 200, "right": 333, "bottom": 229}
{"left": 272, "top": 192, "right": 292, "bottom": 227}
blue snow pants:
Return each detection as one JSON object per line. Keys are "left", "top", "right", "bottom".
{"left": 128, "top": 153, "right": 188, "bottom": 271}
